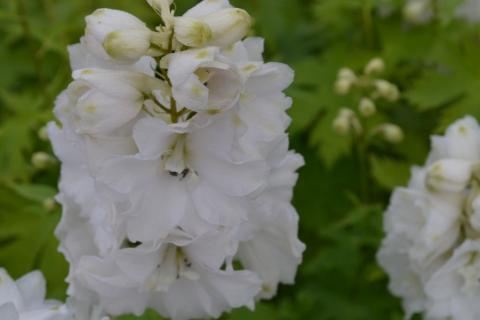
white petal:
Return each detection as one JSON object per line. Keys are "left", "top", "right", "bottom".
{"left": 0, "top": 303, "right": 19, "bottom": 320}
{"left": 126, "top": 177, "right": 188, "bottom": 242}
{"left": 15, "top": 271, "right": 46, "bottom": 309}
{"left": 184, "top": 0, "right": 232, "bottom": 18}
{"left": 0, "top": 269, "right": 23, "bottom": 310}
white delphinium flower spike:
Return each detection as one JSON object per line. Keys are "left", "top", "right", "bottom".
{"left": 378, "top": 116, "right": 480, "bottom": 320}
{"left": 50, "top": 0, "right": 304, "bottom": 319}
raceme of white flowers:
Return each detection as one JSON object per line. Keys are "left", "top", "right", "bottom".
{"left": 378, "top": 116, "right": 480, "bottom": 320}
{"left": 48, "top": 0, "right": 305, "bottom": 319}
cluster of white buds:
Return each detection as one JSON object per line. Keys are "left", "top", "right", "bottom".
{"left": 332, "top": 58, "right": 403, "bottom": 144}
{"left": 48, "top": 1, "right": 304, "bottom": 319}
{"left": 378, "top": 116, "right": 480, "bottom": 320}
{"left": 334, "top": 57, "right": 400, "bottom": 103}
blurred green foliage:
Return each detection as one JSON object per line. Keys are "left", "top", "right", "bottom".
{"left": 1, "top": 0, "right": 479, "bottom": 319}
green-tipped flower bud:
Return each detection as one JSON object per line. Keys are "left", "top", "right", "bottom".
{"left": 338, "top": 68, "right": 357, "bottom": 82}
{"left": 38, "top": 126, "right": 49, "bottom": 141}
{"left": 43, "top": 198, "right": 57, "bottom": 212}
{"left": 380, "top": 124, "right": 404, "bottom": 144}
{"left": 426, "top": 159, "right": 472, "bottom": 193}
{"left": 365, "top": 57, "right": 385, "bottom": 75}
{"left": 335, "top": 78, "right": 352, "bottom": 95}
{"left": 333, "top": 116, "right": 350, "bottom": 135}
{"left": 31, "top": 152, "right": 54, "bottom": 170}
{"left": 203, "top": 8, "right": 252, "bottom": 47}
{"left": 359, "top": 97, "right": 376, "bottom": 117}
{"left": 374, "top": 80, "right": 400, "bottom": 102}
{"left": 174, "top": 17, "right": 212, "bottom": 47}
{"left": 403, "top": 1, "right": 431, "bottom": 24}
{"left": 103, "top": 29, "right": 153, "bottom": 63}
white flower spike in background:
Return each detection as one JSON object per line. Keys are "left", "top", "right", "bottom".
{"left": 378, "top": 116, "right": 480, "bottom": 320}
{"left": 48, "top": 0, "right": 305, "bottom": 319}
{"left": 0, "top": 268, "right": 71, "bottom": 320}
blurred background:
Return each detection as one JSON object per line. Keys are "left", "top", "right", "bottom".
{"left": 0, "top": 0, "right": 479, "bottom": 319}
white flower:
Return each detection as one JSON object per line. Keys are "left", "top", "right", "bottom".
{"left": 378, "top": 116, "right": 480, "bottom": 319}
{"left": 0, "top": 269, "right": 73, "bottom": 320}
{"left": 56, "top": 69, "right": 166, "bottom": 137}
{"left": 165, "top": 47, "right": 242, "bottom": 113}
{"left": 50, "top": 0, "right": 303, "bottom": 317}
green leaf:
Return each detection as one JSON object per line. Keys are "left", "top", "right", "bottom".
{"left": 370, "top": 156, "right": 411, "bottom": 190}
{"left": 0, "top": 182, "right": 66, "bottom": 299}
{"left": 404, "top": 71, "right": 465, "bottom": 111}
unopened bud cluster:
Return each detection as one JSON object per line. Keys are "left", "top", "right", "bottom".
{"left": 378, "top": 117, "right": 480, "bottom": 320}
{"left": 47, "top": 1, "right": 304, "bottom": 319}
{"left": 332, "top": 57, "right": 403, "bottom": 144}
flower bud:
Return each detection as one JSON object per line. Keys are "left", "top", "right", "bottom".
{"left": 403, "top": 1, "right": 431, "bottom": 24}
{"left": 31, "top": 152, "right": 54, "bottom": 170}
{"left": 335, "top": 78, "right": 352, "bottom": 95}
{"left": 374, "top": 80, "right": 400, "bottom": 102}
{"left": 339, "top": 107, "right": 354, "bottom": 119}
{"left": 103, "top": 29, "right": 153, "bottom": 63}
{"left": 43, "top": 198, "right": 57, "bottom": 212}
{"left": 380, "top": 124, "right": 404, "bottom": 143}
{"left": 38, "top": 126, "right": 49, "bottom": 141}
{"left": 338, "top": 68, "right": 357, "bottom": 82}
{"left": 365, "top": 57, "right": 385, "bottom": 75}
{"left": 426, "top": 159, "right": 472, "bottom": 193}
{"left": 174, "top": 17, "right": 212, "bottom": 47}
{"left": 202, "top": 8, "right": 252, "bottom": 47}
{"left": 359, "top": 97, "right": 376, "bottom": 117}
{"left": 333, "top": 116, "right": 350, "bottom": 135}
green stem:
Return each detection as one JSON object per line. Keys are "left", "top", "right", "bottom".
{"left": 362, "top": 0, "right": 374, "bottom": 49}
{"left": 355, "top": 133, "right": 370, "bottom": 203}
{"left": 16, "top": 0, "right": 46, "bottom": 91}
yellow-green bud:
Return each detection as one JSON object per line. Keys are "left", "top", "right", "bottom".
{"left": 403, "top": 1, "right": 431, "bottom": 24}
{"left": 426, "top": 159, "right": 472, "bottom": 193}
{"left": 31, "top": 152, "right": 54, "bottom": 170}
{"left": 333, "top": 116, "right": 350, "bottom": 135}
{"left": 203, "top": 8, "right": 252, "bottom": 47}
{"left": 335, "top": 78, "right": 352, "bottom": 95}
{"left": 43, "top": 198, "right": 57, "bottom": 212}
{"left": 38, "top": 126, "right": 49, "bottom": 141}
{"left": 364, "top": 57, "right": 385, "bottom": 75}
{"left": 104, "top": 29, "right": 152, "bottom": 63}
{"left": 338, "top": 68, "right": 357, "bottom": 82}
{"left": 174, "top": 17, "right": 212, "bottom": 47}
{"left": 381, "top": 124, "right": 404, "bottom": 143}
{"left": 374, "top": 80, "right": 400, "bottom": 102}
{"left": 359, "top": 97, "right": 376, "bottom": 117}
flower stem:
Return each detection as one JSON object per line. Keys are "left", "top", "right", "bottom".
{"left": 362, "top": 0, "right": 374, "bottom": 49}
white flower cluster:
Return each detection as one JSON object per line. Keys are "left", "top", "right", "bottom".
{"left": 404, "top": 0, "right": 480, "bottom": 24}
{"left": 0, "top": 268, "right": 72, "bottom": 320}
{"left": 48, "top": 0, "right": 305, "bottom": 319}
{"left": 378, "top": 116, "right": 480, "bottom": 320}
